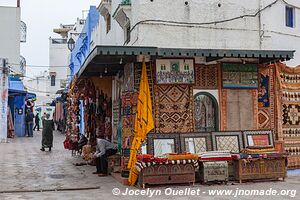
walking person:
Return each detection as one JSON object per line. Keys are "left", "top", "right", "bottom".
{"left": 40, "top": 113, "right": 54, "bottom": 152}
{"left": 25, "top": 109, "right": 34, "bottom": 137}
{"left": 92, "top": 136, "right": 118, "bottom": 176}
{"left": 33, "top": 113, "right": 40, "bottom": 131}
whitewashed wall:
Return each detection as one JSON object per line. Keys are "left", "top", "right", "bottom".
{"left": 0, "top": 6, "right": 21, "bottom": 74}
{"left": 129, "top": 0, "right": 261, "bottom": 49}
{"left": 92, "top": 0, "right": 300, "bottom": 65}
{"left": 48, "top": 38, "right": 70, "bottom": 98}
{"left": 260, "top": 0, "right": 300, "bottom": 66}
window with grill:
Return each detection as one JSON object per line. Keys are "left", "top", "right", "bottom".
{"left": 50, "top": 75, "right": 56, "bottom": 86}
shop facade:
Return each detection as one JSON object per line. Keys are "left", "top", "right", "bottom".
{"left": 64, "top": 46, "right": 300, "bottom": 172}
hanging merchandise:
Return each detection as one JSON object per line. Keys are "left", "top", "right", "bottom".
{"left": 128, "top": 61, "right": 155, "bottom": 186}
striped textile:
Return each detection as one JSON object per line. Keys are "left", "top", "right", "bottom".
{"left": 135, "top": 159, "right": 199, "bottom": 172}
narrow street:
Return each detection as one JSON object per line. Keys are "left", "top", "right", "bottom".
{"left": 0, "top": 131, "right": 299, "bottom": 199}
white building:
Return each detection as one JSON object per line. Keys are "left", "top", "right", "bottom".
{"left": 91, "top": 0, "right": 300, "bottom": 66}
{"left": 0, "top": 1, "right": 25, "bottom": 75}
{"left": 48, "top": 19, "right": 85, "bottom": 99}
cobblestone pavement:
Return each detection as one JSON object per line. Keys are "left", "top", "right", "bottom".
{"left": 0, "top": 131, "right": 299, "bottom": 200}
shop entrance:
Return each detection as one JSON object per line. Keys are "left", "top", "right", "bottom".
{"left": 194, "top": 92, "right": 218, "bottom": 132}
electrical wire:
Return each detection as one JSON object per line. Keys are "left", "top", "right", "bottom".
{"left": 127, "top": 0, "right": 300, "bottom": 45}
{"left": 8, "top": 63, "right": 70, "bottom": 68}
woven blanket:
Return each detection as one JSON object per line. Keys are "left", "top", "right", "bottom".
{"left": 154, "top": 85, "right": 193, "bottom": 133}
{"left": 275, "top": 63, "right": 300, "bottom": 168}
{"left": 194, "top": 64, "right": 218, "bottom": 89}
{"left": 198, "top": 151, "right": 232, "bottom": 161}
{"left": 135, "top": 159, "right": 199, "bottom": 172}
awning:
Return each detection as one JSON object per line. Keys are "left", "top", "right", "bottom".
{"left": 8, "top": 89, "right": 27, "bottom": 96}
{"left": 78, "top": 45, "right": 295, "bottom": 77}
{"left": 26, "top": 92, "right": 36, "bottom": 100}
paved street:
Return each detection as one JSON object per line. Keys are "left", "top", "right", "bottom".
{"left": 0, "top": 131, "right": 299, "bottom": 200}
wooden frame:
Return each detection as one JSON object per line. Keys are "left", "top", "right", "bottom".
{"left": 147, "top": 133, "right": 181, "bottom": 156}
{"left": 221, "top": 62, "right": 259, "bottom": 89}
{"left": 155, "top": 58, "right": 195, "bottom": 84}
{"left": 243, "top": 130, "right": 274, "bottom": 148}
{"left": 212, "top": 131, "right": 244, "bottom": 153}
{"left": 179, "top": 133, "right": 212, "bottom": 153}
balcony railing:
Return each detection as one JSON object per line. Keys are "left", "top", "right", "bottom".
{"left": 51, "top": 38, "right": 67, "bottom": 44}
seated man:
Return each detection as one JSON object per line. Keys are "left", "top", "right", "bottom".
{"left": 92, "top": 136, "right": 118, "bottom": 176}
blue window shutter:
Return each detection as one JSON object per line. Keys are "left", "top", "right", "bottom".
{"left": 286, "top": 6, "right": 294, "bottom": 28}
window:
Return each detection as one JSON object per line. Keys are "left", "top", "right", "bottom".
{"left": 125, "top": 24, "right": 131, "bottom": 44}
{"left": 194, "top": 93, "right": 218, "bottom": 132}
{"left": 286, "top": 6, "right": 295, "bottom": 28}
{"left": 50, "top": 75, "right": 56, "bottom": 86}
{"left": 105, "top": 13, "right": 111, "bottom": 33}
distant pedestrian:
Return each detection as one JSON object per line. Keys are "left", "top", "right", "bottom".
{"left": 33, "top": 113, "right": 40, "bottom": 131}
{"left": 25, "top": 109, "right": 34, "bottom": 137}
{"left": 40, "top": 113, "right": 54, "bottom": 152}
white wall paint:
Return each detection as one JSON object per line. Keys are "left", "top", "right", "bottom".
{"left": 92, "top": 0, "right": 300, "bottom": 65}
{"left": 0, "top": 6, "right": 21, "bottom": 74}
{"left": 48, "top": 38, "right": 70, "bottom": 98}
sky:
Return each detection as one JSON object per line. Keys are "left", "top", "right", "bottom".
{"left": 0, "top": 0, "right": 100, "bottom": 76}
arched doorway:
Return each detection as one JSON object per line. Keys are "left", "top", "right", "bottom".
{"left": 194, "top": 92, "right": 218, "bottom": 132}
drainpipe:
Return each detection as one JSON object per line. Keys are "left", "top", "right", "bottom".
{"left": 17, "top": 0, "right": 20, "bottom": 7}
{"left": 258, "top": 0, "right": 262, "bottom": 50}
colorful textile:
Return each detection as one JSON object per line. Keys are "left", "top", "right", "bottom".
{"left": 194, "top": 64, "right": 218, "bottom": 89}
{"left": 167, "top": 153, "right": 198, "bottom": 160}
{"left": 258, "top": 73, "right": 270, "bottom": 107}
{"left": 275, "top": 63, "right": 300, "bottom": 168}
{"left": 135, "top": 159, "right": 199, "bottom": 172}
{"left": 257, "top": 66, "right": 275, "bottom": 130}
{"left": 154, "top": 85, "right": 193, "bottom": 133}
{"left": 128, "top": 62, "right": 155, "bottom": 186}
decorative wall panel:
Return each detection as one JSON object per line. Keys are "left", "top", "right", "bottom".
{"left": 243, "top": 130, "right": 274, "bottom": 148}
{"left": 154, "top": 85, "right": 193, "bottom": 133}
{"left": 180, "top": 133, "right": 212, "bottom": 153}
{"left": 155, "top": 59, "right": 194, "bottom": 84}
{"left": 212, "top": 132, "right": 243, "bottom": 153}
{"left": 222, "top": 63, "right": 258, "bottom": 88}
{"left": 194, "top": 64, "right": 218, "bottom": 89}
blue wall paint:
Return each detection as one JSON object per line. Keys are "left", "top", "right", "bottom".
{"left": 13, "top": 95, "right": 26, "bottom": 137}
{"left": 8, "top": 76, "right": 27, "bottom": 137}
{"left": 69, "top": 6, "right": 99, "bottom": 78}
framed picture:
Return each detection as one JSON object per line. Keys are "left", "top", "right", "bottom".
{"left": 212, "top": 131, "right": 244, "bottom": 153}
{"left": 156, "top": 59, "right": 194, "bottom": 84}
{"left": 243, "top": 130, "right": 274, "bottom": 148}
{"left": 222, "top": 63, "right": 258, "bottom": 89}
{"left": 180, "top": 133, "right": 212, "bottom": 153}
{"left": 147, "top": 133, "right": 180, "bottom": 156}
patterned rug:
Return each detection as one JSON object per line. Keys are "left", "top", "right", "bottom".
{"left": 194, "top": 64, "right": 218, "bottom": 89}
{"left": 257, "top": 66, "right": 275, "bottom": 130}
{"left": 275, "top": 63, "right": 300, "bottom": 168}
{"left": 154, "top": 85, "right": 194, "bottom": 133}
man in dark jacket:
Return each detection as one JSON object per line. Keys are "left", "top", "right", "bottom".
{"left": 33, "top": 113, "right": 40, "bottom": 131}
{"left": 92, "top": 136, "right": 118, "bottom": 176}
{"left": 25, "top": 110, "right": 34, "bottom": 137}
